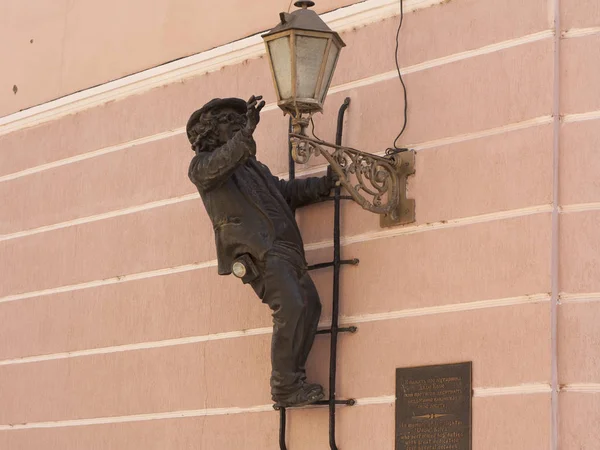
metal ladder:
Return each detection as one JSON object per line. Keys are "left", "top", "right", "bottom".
{"left": 275, "top": 98, "right": 357, "bottom": 450}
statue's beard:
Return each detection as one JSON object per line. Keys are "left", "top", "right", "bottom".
{"left": 194, "top": 124, "right": 244, "bottom": 153}
{"left": 194, "top": 135, "right": 220, "bottom": 153}
{"left": 228, "top": 126, "right": 242, "bottom": 137}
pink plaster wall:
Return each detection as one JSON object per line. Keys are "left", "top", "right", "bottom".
{"left": 0, "top": 0, "right": 598, "bottom": 448}
{"left": 0, "top": 0, "right": 358, "bottom": 117}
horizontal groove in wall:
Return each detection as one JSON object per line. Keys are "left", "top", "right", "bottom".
{"left": 559, "top": 293, "right": 600, "bottom": 304}
{"left": 0, "top": 204, "right": 552, "bottom": 305}
{"left": 328, "top": 30, "right": 553, "bottom": 93}
{"left": 0, "top": 128, "right": 183, "bottom": 183}
{"left": 0, "top": 261, "right": 217, "bottom": 304}
{"left": 410, "top": 115, "right": 553, "bottom": 151}
{"left": 562, "top": 110, "right": 600, "bottom": 124}
{"left": 355, "top": 384, "right": 552, "bottom": 406}
{"left": 306, "top": 204, "right": 553, "bottom": 250}
{"left": 297, "top": 112, "right": 550, "bottom": 175}
{"left": 0, "top": 293, "right": 549, "bottom": 366}
{"left": 354, "top": 395, "right": 395, "bottom": 406}
{"left": 0, "top": 193, "right": 200, "bottom": 242}
{"left": 562, "top": 27, "right": 600, "bottom": 39}
{"left": 474, "top": 383, "right": 552, "bottom": 397}
{"left": 0, "top": 404, "right": 275, "bottom": 431}
{"left": 0, "top": 327, "right": 274, "bottom": 367}
{"left": 342, "top": 293, "right": 550, "bottom": 324}
{"left": 560, "top": 383, "right": 600, "bottom": 393}
{"left": 0, "top": 115, "right": 554, "bottom": 242}
{"left": 559, "top": 202, "right": 600, "bottom": 213}
{"left": 0, "top": 383, "right": 552, "bottom": 431}
{"left": 295, "top": 116, "right": 554, "bottom": 179}
{"left": 0, "top": 0, "right": 443, "bottom": 137}
{"left": 0, "top": 29, "right": 555, "bottom": 185}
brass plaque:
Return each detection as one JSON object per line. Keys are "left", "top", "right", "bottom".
{"left": 396, "top": 362, "right": 472, "bottom": 450}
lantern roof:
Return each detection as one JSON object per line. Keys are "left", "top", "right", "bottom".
{"left": 262, "top": 1, "right": 345, "bottom": 47}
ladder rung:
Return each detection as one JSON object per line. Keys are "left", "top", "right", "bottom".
{"left": 308, "top": 259, "right": 359, "bottom": 271}
{"left": 316, "top": 326, "right": 357, "bottom": 335}
{"left": 314, "top": 398, "right": 356, "bottom": 406}
{"left": 273, "top": 398, "right": 356, "bottom": 410}
{"left": 315, "top": 195, "right": 355, "bottom": 203}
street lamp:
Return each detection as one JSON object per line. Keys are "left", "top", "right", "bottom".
{"left": 262, "top": 0, "right": 345, "bottom": 117}
{"left": 262, "top": 1, "right": 415, "bottom": 227}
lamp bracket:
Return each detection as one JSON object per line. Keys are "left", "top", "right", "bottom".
{"left": 380, "top": 150, "right": 415, "bottom": 228}
{"left": 289, "top": 131, "right": 415, "bottom": 227}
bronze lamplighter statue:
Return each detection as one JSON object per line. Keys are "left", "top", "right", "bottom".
{"left": 187, "top": 95, "right": 334, "bottom": 407}
{"left": 187, "top": 1, "right": 414, "bottom": 408}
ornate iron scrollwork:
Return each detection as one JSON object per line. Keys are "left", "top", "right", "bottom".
{"left": 290, "top": 133, "right": 402, "bottom": 216}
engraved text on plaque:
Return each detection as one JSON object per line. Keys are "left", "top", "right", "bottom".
{"left": 395, "top": 362, "right": 472, "bottom": 450}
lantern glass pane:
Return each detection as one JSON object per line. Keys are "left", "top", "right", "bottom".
{"left": 268, "top": 36, "right": 293, "bottom": 99}
{"left": 295, "top": 35, "right": 328, "bottom": 99}
{"left": 318, "top": 43, "right": 339, "bottom": 103}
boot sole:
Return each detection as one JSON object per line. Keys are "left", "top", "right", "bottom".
{"left": 273, "top": 390, "right": 325, "bottom": 409}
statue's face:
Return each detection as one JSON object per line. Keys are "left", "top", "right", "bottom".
{"left": 213, "top": 107, "right": 247, "bottom": 145}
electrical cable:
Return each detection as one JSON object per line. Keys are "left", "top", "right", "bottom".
{"left": 385, "top": 0, "right": 409, "bottom": 155}
{"left": 310, "top": 117, "right": 322, "bottom": 141}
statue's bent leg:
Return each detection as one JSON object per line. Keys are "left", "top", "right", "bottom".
{"left": 259, "top": 255, "right": 312, "bottom": 398}
{"left": 296, "top": 272, "right": 322, "bottom": 382}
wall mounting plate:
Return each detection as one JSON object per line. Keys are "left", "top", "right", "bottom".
{"left": 380, "top": 150, "right": 416, "bottom": 228}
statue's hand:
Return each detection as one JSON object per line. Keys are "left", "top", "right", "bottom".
{"left": 327, "top": 165, "right": 341, "bottom": 189}
{"left": 245, "top": 95, "right": 266, "bottom": 133}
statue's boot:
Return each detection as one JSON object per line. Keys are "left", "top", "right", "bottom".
{"left": 273, "top": 383, "right": 324, "bottom": 408}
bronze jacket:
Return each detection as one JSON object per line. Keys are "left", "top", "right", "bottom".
{"left": 188, "top": 131, "right": 330, "bottom": 275}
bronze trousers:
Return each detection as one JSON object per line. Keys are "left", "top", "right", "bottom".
{"left": 251, "top": 254, "right": 322, "bottom": 396}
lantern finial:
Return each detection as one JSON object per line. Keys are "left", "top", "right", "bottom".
{"left": 294, "top": 1, "right": 315, "bottom": 8}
